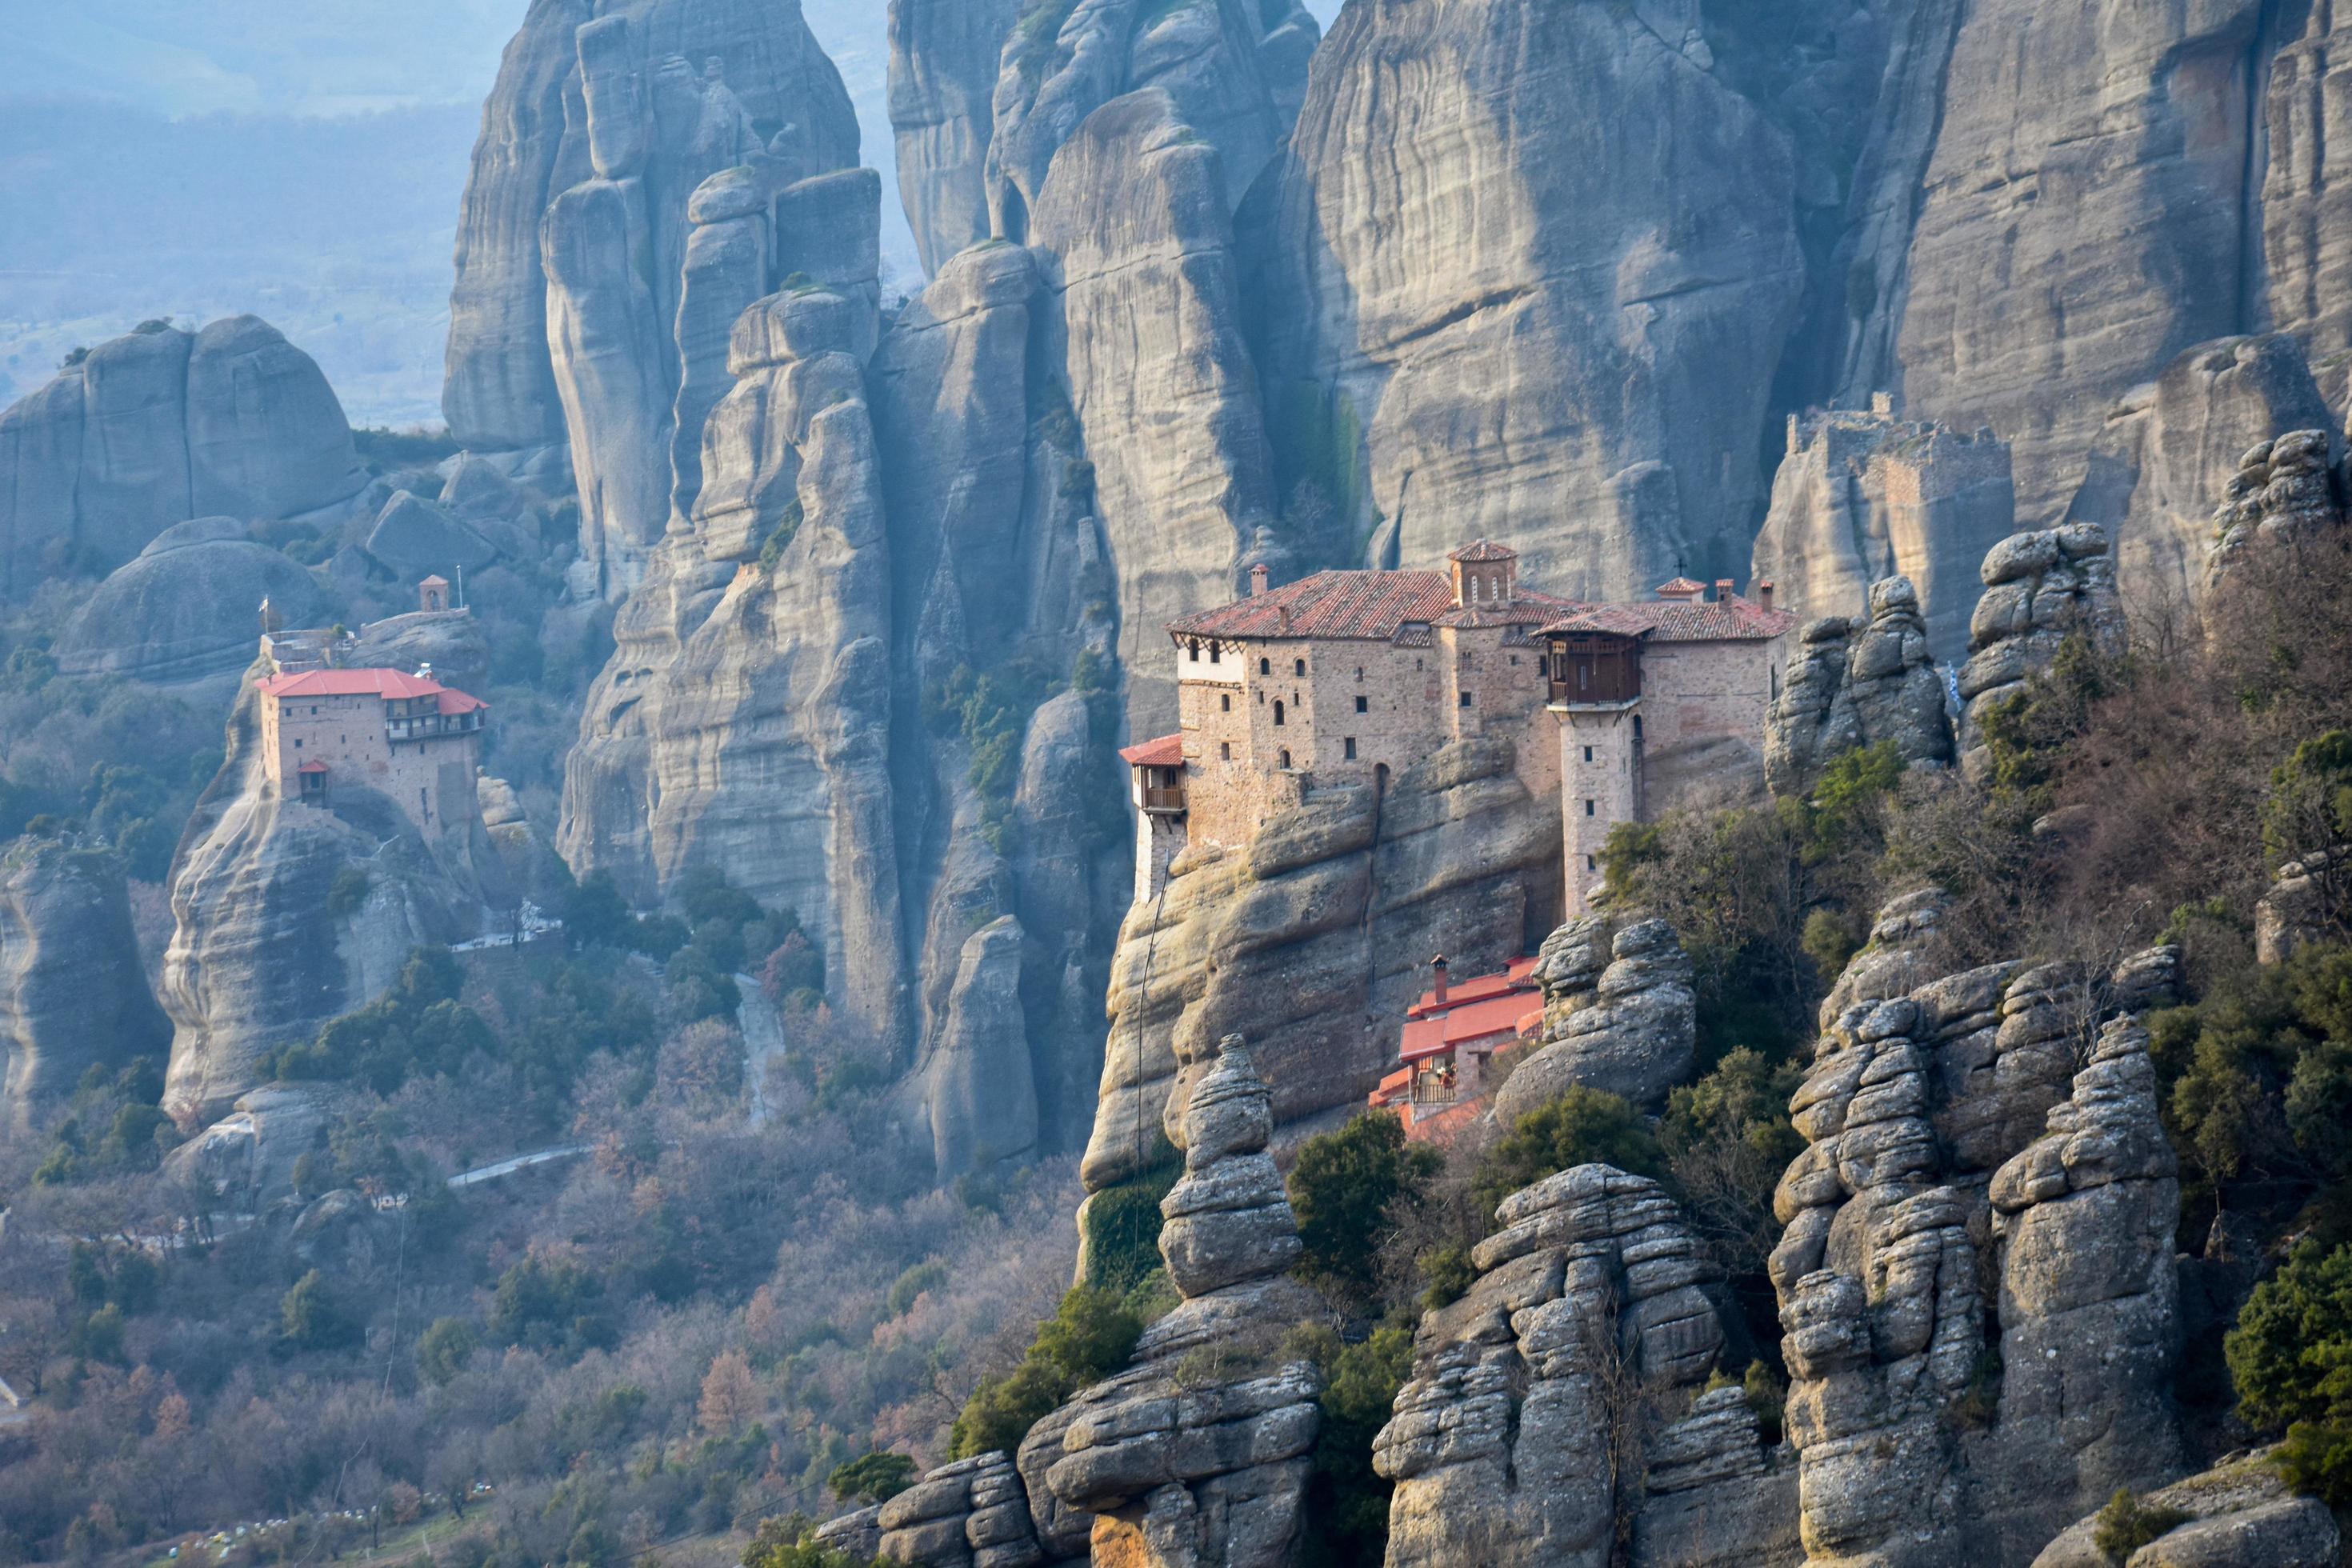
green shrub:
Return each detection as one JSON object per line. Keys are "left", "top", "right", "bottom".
{"left": 1288, "top": 1113, "right": 1441, "bottom": 1309}
{"left": 326, "top": 864, "right": 371, "bottom": 918}
{"left": 950, "top": 1286, "right": 1142, "bottom": 1458}
{"left": 280, "top": 1270, "right": 358, "bottom": 1350}
{"left": 2090, "top": 1488, "right": 2190, "bottom": 1558}
{"left": 885, "top": 1262, "right": 947, "bottom": 1318}
{"left": 1082, "top": 1162, "right": 1179, "bottom": 1295}
{"left": 416, "top": 1317, "right": 479, "bottom": 1385}
{"left": 827, "top": 1451, "right": 917, "bottom": 1506}
{"left": 756, "top": 502, "right": 806, "bottom": 575}
{"left": 1473, "top": 1086, "right": 1664, "bottom": 1222}
{"left": 1295, "top": 1322, "right": 1414, "bottom": 1567}
{"left": 2274, "top": 1417, "right": 2352, "bottom": 1507}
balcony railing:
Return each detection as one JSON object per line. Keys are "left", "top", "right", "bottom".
{"left": 1140, "top": 785, "right": 1187, "bottom": 814}
{"left": 386, "top": 713, "right": 483, "bottom": 742}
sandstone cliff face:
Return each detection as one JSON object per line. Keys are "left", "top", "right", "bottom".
{"left": 0, "top": 318, "right": 363, "bottom": 596}
{"left": 1032, "top": 90, "right": 1276, "bottom": 730}
{"left": 1750, "top": 408, "right": 2014, "bottom": 664}
{"left": 1838, "top": 0, "right": 2274, "bottom": 540}
{"left": 160, "top": 670, "right": 499, "bottom": 1124}
{"left": 1770, "top": 928, "right": 2185, "bottom": 1567}
{"left": 2265, "top": 1, "right": 2352, "bottom": 383}
{"left": 1765, "top": 576, "right": 1954, "bottom": 799}
{"left": 1378, "top": 1163, "right": 1798, "bottom": 1568}
{"left": 886, "top": 0, "right": 1021, "bottom": 274}
{"left": 1956, "top": 524, "right": 2126, "bottom": 781}
{"left": 1086, "top": 734, "right": 1558, "bottom": 1192}
{"left": 443, "top": 0, "right": 861, "bottom": 589}
{"left": 0, "top": 838, "right": 170, "bottom": 1134}
{"left": 1246, "top": 0, "right": 1804, "bottom": 595}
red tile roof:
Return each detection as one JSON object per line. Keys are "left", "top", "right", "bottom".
{"left": 1400, "top": 992, "right": 1544, "bottom": 1060}
{"left": 1167, "top": 570, "right": 1458, "bottom": 642}
{"left": 296, "top": 760, "right": 329, "bottom": 774}
{"left": 258, "top": 666, "right": 489, "bottom": 714}
{"left": 1119, "top": 733, "right": 1184, "bottom": 768}
{"left": 1538, "top": 594, "right": 1794, "bottom": 644}
{"left": 1406, "top": 955, "right": 1539, "bottom": 1018}
{"left": 1448, "top": 539, "right": 1518, "bottom": 562}
{"left": 1656, "top": 577, "right": 1709, "bottom": 598}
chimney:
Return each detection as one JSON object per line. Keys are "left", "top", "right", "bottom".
{"left": 1250, "top": 562, "right": 1270, "bottom": 596}
{"left": 1714, "top": 578, "right": 1735, "bottom": 602}
{"left": 1430, "top": 954, "right": 1450, "bottom": 1008}
{"left": 1277, "top": 602, "right": 1292, "bottom": 634}
{"left": 1758, "top": 579, "right": 1775, "bottom": 612}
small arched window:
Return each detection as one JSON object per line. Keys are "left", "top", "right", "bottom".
{"left": 1209, "top": 644, "right": 1221, "bottom": 664}
{"left": 1220, "top": 693, "right": 1231, "bottom": 712}
{"left": 1188, "top": 641, "right": 1200, "bottom": 662}
{"left": 1259, "top": 657, "right": 1271, "bottom": 675}
{"left": 1274, "top": 700, "right": 1286, "bottom": 726}
{"left": 1278, "top": 749, "right": 1292, "bottom": 769}
{"left": 1294, "top": 658, "right": 1306, "bottom": 677}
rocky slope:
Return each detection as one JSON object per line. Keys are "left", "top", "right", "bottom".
{"left": 0, "top": 317, "right": 364, "bottom": 597}
{"left": 0, "top": 838, "right": 170, "bottom": 1134}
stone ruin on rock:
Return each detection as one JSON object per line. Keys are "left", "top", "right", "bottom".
{"left": 828, "top": 1034, "right": 1322, "bottom": 1568}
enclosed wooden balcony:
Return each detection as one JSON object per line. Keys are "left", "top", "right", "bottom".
{"left": 1548, "top": 634, "right": 1642, "bottom": 706}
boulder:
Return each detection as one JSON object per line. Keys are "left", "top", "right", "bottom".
{"left": 362, "top": 490, "right": 502, "bottom": 580}
{"left": 2030, "top": 1450, "right": 2338, "bottom": 1568}
{"left": 2206, "top": 426, "right": 2347, "bottom": 586}
{"left": 1490, "top": 916, "right": 1697, "bottom": 1122}
{"left": 54, "top": 522, "right": 331, "bottom": 686}
{"left": 1956, "top": 522, "right": 2126, "bottom": 781}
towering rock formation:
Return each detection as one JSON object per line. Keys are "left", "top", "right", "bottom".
{"left": 1246, "top": 0, "right": 1804, "bottom": 595}
{"left": 1954, "top": 524, "right": 2126, "bottom": 780}
{"left": 985, "top": 0, "right": 1314, "bottom": 243}
{"left": 559, "top": 284, "right": 906, "bottom": 1042}
{"left": 0, "top": 318, "right": 364, "bottom": 596}
{"left": 1750, "top": 404, "right": 2014, "bottom": 663}
{"left": 2207, "top": 426, "right": 2348, "bottom": 577}
{"left": 886, "top": 0, "right": 1021, "bottom": 273}
{"left": 2265, "top": 2, "right": 2352, "bottom": 382}
{"left": 1770, "top": 929, "right": 2184, "bottom": 1566}
{"left": 1038, "top": 1034, "right": 1324, "bottom": 1568}
{"left": 1033, "top": 90, "right": 1277, "bottom": 730}
{"left": 1377, "top": 1164, "right": 1797, "bottom": 1568}
{"left": 442, "top": 0, "right": 862, "bottom": 590}
{"left": 0, "top": 838, "right": 170, "bottom": 1134}
{"left": 1765, "top": 575, "right": 1955, "bottom": 798}
{"left": 1488, "top": 916, "right": 1698, "bottom": 1125}
{"left": 1086, "top": 734, "right": 1558, "bottom": 1193}
{"left": 1834, "top": 0, "right": 2278, "bottom": 542}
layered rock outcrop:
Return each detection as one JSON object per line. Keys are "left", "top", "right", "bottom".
{"left": 1039, "top": 1034, "right": 1323, "bottom": 1568}
{"left": 54, "top": 518, "right": 331, "bottom": 686}
{"left": 1489, "top": 916, "right": 1696, "bottom": 1124}
{"left": 1246, "top": 0, "right": 1804, "bottom": 595}
{"left": 0, "top": 318, "right": 363, "bottom": 594}
{"left": 872, "top": 1450, "right": 1046, "bottom": 1568}
{"left": 1750, "top": 407, "right": 2014, "bottom": 664}
{"left": 1376, "top": 1163, "right": 1796, "bottom": 1568}
{"left": 1770, "top": 929, "right": 2185, "bottom": 1566}
{"left": 1086, "top": 734, "right": 1558, "bottom": 1192}
{"left": 2206, "top": 427, "right": 2347, "bottom": 579}
{"left": 1765, "top": 576, "right": 1954, "bottom": 798}
{"left": 0, "top": 838, "right": 170, "bottom": 1133}
{"left": 1955, "top": 524, "right": 2125, "bottom": 780}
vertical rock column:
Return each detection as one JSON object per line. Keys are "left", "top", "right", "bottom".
{"left": 1763, "top": 575, "right": 1954, "bottom": 798}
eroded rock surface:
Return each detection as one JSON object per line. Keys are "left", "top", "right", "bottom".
{"left": 886, "top": 0, "right": 1021, "bottom": 273}
{"left": 2030, "top": 1449, "right": 2339, "bottom": 1568}
{"left": 1770, "top": 924, "right": 2185, "bottom": 1566}
{"left": 1377, "top": 1163, "right": 1797, "bottom": 1568}
{"left": 1955, "top": 524, "right": 2125, "bottom": 781}
{"left": 1246, "top": 0, "right": 1803, "bottom": 595}
{"left": 55, "top": 519, "right": 332, "bottom": 686}
{"left": 1490, "top": 916, "right": 1696, "bottom": 1123}
{"left": 0, "top": 838, "right": 170, "bottom": 1133}
{"left": 0, "top": 318, "right": 362, "bottom": 595}
{"left": 1086, "top": 734, "right": 1558, "bottom": 1193}
{"left": 2206, "top": 427, "right": 2347, "bottom": 582}
{"left": 1765, "top": 576, "right": 1954, "bottom": 798}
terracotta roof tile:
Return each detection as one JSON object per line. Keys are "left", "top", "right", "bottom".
{"left": 1166, "top": 570, "right": 1458, "bottom": 642}
{"left": 1448, "top": 539, "right": 1519, "bottom": 562}
{"left": 259, "top": 666, "right": 490, "bottom": 714}
{"left": 1538, "top": 594, "right": 1794, "bottom": 643}
{"left": 1118, "top": 733, "right": 1184, "bottom": 767}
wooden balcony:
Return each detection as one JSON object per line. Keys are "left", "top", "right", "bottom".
{"left": 1547, "top": 635, "right": 1642, "bottom": 706}
{"left": 1141, "top": 785, "right": 1187, "bottom": 814}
